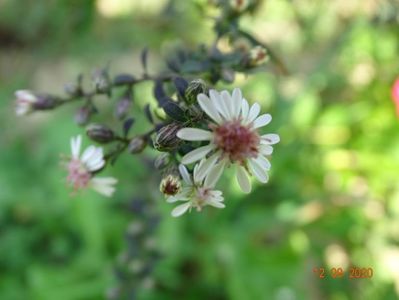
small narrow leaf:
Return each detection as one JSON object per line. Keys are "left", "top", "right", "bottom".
{"left": 141, "top": 47, "right": 148, "bottom": 74}
{"left": 173, "top": 77, "right": 189, "bottom": 98}
{"left": 153, "top": 80, "right": 167, "bottom": 105}
{"left": 144, "top": 104, "right": 154, "bottom": 124}
{"left": 123, "top": 117, "right": 135, "bottom": 137}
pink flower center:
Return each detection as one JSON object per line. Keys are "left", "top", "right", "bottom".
{"left": 211, "top": 120, "right": 259, "bottom": 163}
{"left": 193, "top": 187, "right": 211, "bottom": 211}
{"left": 67, "top": 159, "right": 92, "bottom": 190}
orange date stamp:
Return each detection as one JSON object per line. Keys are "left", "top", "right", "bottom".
{"left": 313, "top": 267, "right": 373, "bottom": 279}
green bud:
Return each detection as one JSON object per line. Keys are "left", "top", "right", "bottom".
{"left": 184, "top": 79, "right": 208, "bottom": 104}
{"left": 128, "top": 136, "right": 147, "bottom": 154}
{"left": 86, "top": 123, "right": 115, "bottom": 143}
{"left": 153, "top": 123, "right": 182, "bottom": 152}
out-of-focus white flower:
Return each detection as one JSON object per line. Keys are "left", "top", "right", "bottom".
{"left": 230, "top": 0, "right": 249, "bottom": 12}
{"left": 248, "top": 46, "right": 269, "bottom": 66}
{"left": 15, "top": 90, "right": 38, "bottom": 116}
{"left": 177, "top": 88, "right": 279, "bottom": 193}
{"left": 166, "top": 162, "right": 225, "bottom": 217}
{"left": 66, "top": 135, "right": 117, "bottom": 197}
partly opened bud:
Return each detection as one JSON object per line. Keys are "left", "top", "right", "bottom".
{"left": 185, "top": 79, "right": 208, "bottom": 104}
{"left": 154, "top": 123, "right": 182, "bottom": 152}
{"left": 160, "top": 175, "right": 181, "bottom": 196}
{"left": 15, "top": 90, "right": 38, "bottom": 116}
{"left": 247, "top": 46, "right": 269, "bottom": 67}
{"left": 128, "top": 136, "right": 147, "bottom": 154}
{"left": 86, "top": 124, "right": 115, "bottom": 144}
{"left": 15, "top": 90, "right": 58, "bottom": 116}
{"left": 92, "top": 69, "right": 111, "bottom": 94}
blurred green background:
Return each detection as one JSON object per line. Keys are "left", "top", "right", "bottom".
{"left": 1, "top": 0, "right": 399, "bottom": 299}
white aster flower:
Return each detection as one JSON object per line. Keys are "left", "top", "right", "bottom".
{"left": 15, "top": 90, "right": 38, "bottom": 116}
{"left": 66, "top": 135, "right": 117, "bottom": 197}
{"left": 166, "top": 162, "right": 225, "bottom": 217}
{"left": 177, "top": 88, "right": 279, "bottom": 193}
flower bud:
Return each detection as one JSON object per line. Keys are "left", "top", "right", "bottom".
{"left": 128, "top": 136, "right": 147, "bottom": 154}
{"left": 230, "top": 0, "right": 249, "bottom": 12}
{"left": 184, "top": 79, "right": 208, "bottom": 104}
{"left": 248, "top": 46, "right": 269, "bottom": 67}
{"left": 92, "top": 69, "right": 111, "bottom": 94}
{"left": 160, "top": 175, "right": 181, "bottom": 196}
{"left": 15, "top": 90, "right": 38, "bottom": 116}
{"left": 86, "top": 124, "right": 115, "bottom": 144}
{"left": 154, "top": 153, "right": 171, "bottom": 170}
{"left": 153, "top": 123, "right": 182, "bottom": 152}
{"left": 115, "top": 96, "right": 131, "bottom": 120}
{"left": 74, "top": 106, "right": 92, "bottom": 126}
{"left": 15, "top": 90, "right": 58, "bottom": 116}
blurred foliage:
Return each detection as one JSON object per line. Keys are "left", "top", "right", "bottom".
{"left": 1, "top": 0, "right": 399, "bottom": 299}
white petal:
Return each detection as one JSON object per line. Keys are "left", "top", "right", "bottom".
{"left": 231, "top": 88, "right": 242, "bottom": 118}
{"left": 15, "top": 90, "right": 36, "bottom": 102}
{"left": 221, "top": 90, "right": 233, "bottom": 119}
{"left": 204, "top": 159, "right": 227, "bottom": 188}
{"left": 209, "top": 89, "right": 229, "bottom": 119}
{"left": 241, "top": 98, "right": 249, "bottom": 120}
{"left": 179, "top": 164, "right": 192, "bottom": 185}
{"left": 86, "top": 148, "right": 105, "bottom": 171}
{"left": 254, "top": 155, "right": 271, "bottom": 171}
{"left": 71, "top": 135, "right": 82, "bottom": 159}
{"left": 246, "top": 103, "right": 261, "bottom": 124}
{"left": 261, "top": 134, "right": 280, "bottom": 145}
{"left": 209, "top": 190, "right": 223, "bottom": 197}
{"left": 167, "top": 196, "right": 179, "bottom": 203}
{"left": 248, "top": 159, "right": 269, "bottom": 183}
{"left": 167, "top": 188, "right": 192, "bottom": 202}
{"left": 236, "top": 165, "right": 251, "bottom": 193}
{"left": 253, "top": 114, "right": 272, "bottom": 129}
{"left": 197, "top": 94, "right": 222, "bottom": 124}
{"left": 194, "top": 151, "right": 221, "bottom": 182}
{"left": 86, "top": 157, "right": 105, "bottom": 172}
{"left": 181, "top": 144, "right": 214, "bottom": 164}
{"left": 91, "top": 177, "right": 117, "bottom": 197}
{"left": 206, "top": 199, "right": 225, "bottom": 208}
{"left": 15, "top": 104, "right": 30, "bottom": 116}
{"left": 259, "top": 145, "right": 273, "bottom": 156}
{"left": 171, "top": 202, "right": 191, "bottom": 217}
{"left": 81, "top": 146, "right": 96, "bottom": 163}
{"left": 177, "top": 128, "right": 213, "bottom": 141}
{"left": 91, "top": 177, "right": 117, "bottom": 185}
